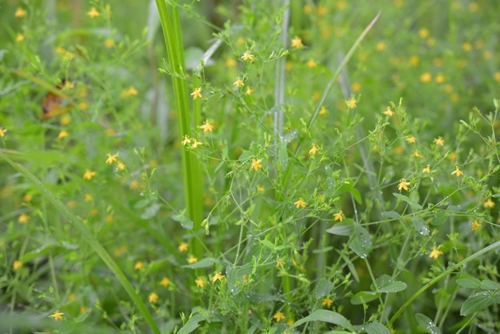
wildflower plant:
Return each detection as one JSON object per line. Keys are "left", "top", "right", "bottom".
{"left": 1, "top": 1, "right": 500, "bottom": 333}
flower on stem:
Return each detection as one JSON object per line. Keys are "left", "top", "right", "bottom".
{"left": 191, "top": 87, "right": 202, "bottom": 100}
{"left": 294, "top": 198, "right": 306, "bottom": 208}
{"left": 149, "top": 293, "right": 159, "bottom": 303}
{"left": 120, "top": 87, "right": 137, "bottom": 98}
{"left": 451, "top": 166, "right": 463, "bottom": 177}
{"left": 87, "top": 7, "right": 100, "bottom": 18}
{"left": 346, "top": 97, "right": 356, "bottom": 109}
{"left": 116, "top": 162, "right": 126, "bottom": 171}
{"left": 383, "top": 107, "right": 394, "bottom": 116}
{"left": 84, "top": 194, "right": 93, "bottom": 202}
{"left": 106, "top": 153, "right": 118, "bottom": 164}
{"left": 178, "top": 242, "right": 188, "bottom": 252}
{"left": 241, "top": 51, "right": 254, "bottom": 61}
{"left": 273, "top": 311, "right": 285, "bottom": 322}
{"left": 191, "top": 139, "right": 203, "bottom": 148}
{"left": 245, "top": 86, "right": 254, "bottom": 95}
{"left": 0, "top": 128, "right": 7, "bottom": 137}
{"left": 434, "top": 137, "right": 444, "bottom": 146}
{"left": 16, "top": 33, "right": 25, "bottom": 42}
{"left": 333, "top": 211, "right": 344, "bottom": 221}
{"left": 134, "top": 261, "right": 144, "bottom": 270}
{"left": 322, "top": 297, "right": 333, "bottom": 307}
{"left": 58, "top": 130, "right": 69, "bottom": 139}
{"left": 484, "top": 198, "right": 495, "bottom": 208}
{"left": 233, "top": 77, "right": 245, "bottom": 88}
{"left": 18, "top": 214, "right": 29, "bottom": 224}
{"left": 413, "top": 150, "right": 422, "bottom": 158}
{"left": 405, "top": 136, "right": 416, "bottom": 144}
{"left": 306, "top": 59, "right": 317, "bottom": 68}
{"left": 471, "top": 220, "right": 482, "bottom": 231}
{"left": 187, "top": 255, "right": 198, "bottom": 264}
{"left": 195, "top": 276, "right": 206, "bottom": 287}
{"left": 160, "top": 277, "right": 170, "bottom": 287}
{"left": 276, "top": 258, "right": 285, "bottom": 268}
{"left": 211, "top": 271, "right": 225, "bottom": 282}
{"left": 15, "top": 8, "right": 27, "bottom": 17}
{"left": 49, "top": 311, "right": 64, "bottom": 321}
{"left": 251, "top": 158, "right": 262, "bottom": 171}
{"left": 309, "top": 144, "right": 318, "bottom": 156}
{"left": 83, "top": 170, "right": 96, "bottom": 180}
{"left": 429, "top": 246, "right": 443, "bottom": 259}
{"left": 181, "top": 135, "right": 191, "bottom": 146}
{"left": 199, "top": 120, "right": 214, "bottom": 133}
{"left": 291, "top": 37, "right": 303, "bottom": 48}
{"left": 422, "top": 164, "right": 431, "bottom": 173}
{"left": 13, "top": 261, "right": 23, "bottom": 270}
{"left": 398, "top": 179, "right": 410, "bottom": 191}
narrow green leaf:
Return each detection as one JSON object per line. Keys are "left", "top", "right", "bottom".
{"left": 326, "top": 220, "right": 354, "bottom": 236}
{"left": 393, "top": 193, "right": 423, "bottom": 210}
{"left": 314, "top": 279, "right": 334, "bottom": 299}
{"left": 456, "top": 278, "right": 481, "bottom": 289}
{"left": 178, "top": 314, "right": 206, "bottom": 334}
{"left": 381, "top": 211, "right": 401, "bottom": 220}
{"left": 480, "top": 279, "right": 500, "bottom": 290}
{"left": 365, "top": 322, "right": 391, "bottom": 334}
{"left": 290, "top": 310, "right": 354, "bottom": 331}
{"left": 181, "top": 258, "right": 216, "bottom": 269}
{"left": 350, "top": 291, "right": 380, "bottom": 305}
{"left": 415, "top": 313, "right": 441, "bottom": 334}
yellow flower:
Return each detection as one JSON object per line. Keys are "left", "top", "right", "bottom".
{"left": 294, "top": 198, "right": 306, "bottom": 208}
{"left": 276, "top": 258, "right": 285, "bottom": 268}
{"left": 67, "top": 201, "right": 77, "bottom": 208}
{"left": 87, "top": 7, "right": 100, "bottom": 18}
{"left": 0, "top": 128, "right": 7, "bottom": 137}
{"left": 191, "top": 87, "right": 202, "bottom": 100}
{"left": 346, "top": 97, "right": 356, "bottom": 109}
{"left": 471, "top": 220, "right": 482, "bottom": 231}
{"left": 181, "top": 135, "right": 191, "bottom": 146}
{"left": 199, "top": 120, "right": 214, "bottom": 133}
{"left": 410, "top": 55, "right": 419, "bottom": 66}
{"left": 195, "top": 276, "right": 206, "bottom": 287}
{"left": 309, "top": 144, "right": 318, "bottom": 156}
{"left": 484, "top": 198, "right": 495, "bottom": 208}
{"left": 134, "top": 261, "right": 144, "bottom": 270}
{"left": 376, "top": 42, "right": 386, "bottom": 51}
{"left": 226, "top": 58, "right": 236, "bottom": 67}
{"left": 116, "top": 162, "right": 126, "bottom": 171}
{"left": 273, "top": 311, "right": 285, "bottom": 322}
{"left": 187, "top": 255, "right": 198, "bottom": 264}
{"left": 413, "top": 150, "right": 422, "bottom": 158}
{"left": 16, "top": 33, "right": 25, "bottom": 42}
{"left": 420, "top": 73, "right": 432, "bottom": 83}
{"left": 68, "top": 293, "right": 76, "bottom": 301}
{"left": 398, "top": 179, "right": 410, "bottom": 191}
{"left": 105, "top": 215, "right": 114, "bottom": 223}
{"left": 211, "top": 271, "right": 225, "bottom": 282}
{"left": 15, "top": 8, "right": 27, "bottom": 17}
{"left": 241, "top": 51, "right": 255, "bottom": 61}
{"left": 418, "top": 29, "right": 429, "bottom": 38}
{"left": 49, "top": 311, "right": 64, "bottom": 321}
{"left": 245, "top": 86, "right": 254, "bottom": 95}
{"left": 462, "top": 42, "right": 472, "bottom": 51}
{"left": 451, "top": 166, "right": 463, "bottom": 177}
{"left": 322, "top": 297, "right": 333, "bottom": 307}
{"left": 23, "top": 194, "right": 33, "bottom": 202}
{"left": 333, "top": 211, "right": 344, "bottom": 221}
{"left": 435, "top": 74, "right": 445, "bottom": 83}
{"left": 405, "top": 136, "right": 416, "bottom": 144}
{"left": 306, "top": 59, "right": 317, "bottom": 68}
{"left": 80, "top": 306, "right": 87, "bottom": 314}
{"left": 291, "top": 37, "right": 303, "bottom": 48}
{"left": 429, "top": 246, "right": 442, "bottom": 259}
{"left": 434, "top": 137, "right": 444, "bottom": 146}
{"left": 251, "top": 158, "right": 262, "bottom": 171}
{"left": 178, "top": 242, "right": 189, "bottom": 252}
{"left": 121, "top": 87, "right": 138, "bottom": 97}
{"left": 494, "top": 72, "right": 500, "bottom": 82}
{"left": 160, "top": 277, "right": 171, "bottom": 287}
{"left": 191, "top": 139, "right": 203, "bottom": 148}
{"left": 422, "top": 164, "right": 431, "bottom": 173}
{"left": 84, "top": 194, "right": 93, "bottom": 202}
{"left": 105, "top": 38, "right": 114, "bottom": 48}
{"left": 106, "top": 153, "right": 118, "bottom": 164}
{"left": 257, "top": 185, "right": 265, "bottom": 192}
{"left": 83, "top": 170, "right": 96, "bottom": 180}
{"left": 57, "top": 130, "right": 69, "bottom": 139}
{"left": 234, "top": 77, "right": 245, "bottom": 88}
{"left": 13, "top": 260, "right": 23, "bottom": 270}
{"left": 149, "top": 293, "right": 159, "bottom": 303}
{"left": 383, "top": 107, "right": 394, "bottom": 116}
{"left": 351, "top": 82, "right": 362, "bottom": 92}
{"left": 18, "top": 214, "right": 29, "bottom": 224}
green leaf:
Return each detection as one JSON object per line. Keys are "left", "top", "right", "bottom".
{"left": 365, "top": 322, "right": 391, "bottom": 334}
{"left": 326, "top": 220, "right": 354, "bottom": 236}
{"left": 460, "top": 292, "right": 494, "bottom": 316}
{"left": 178, "top": 314, "right": 206, "bottom": 334}
{"left": 173, "top": 210, "right": 194, "bottom": 229}
{"left": 378, "top": 282, "right": 407, "bottom": 293}
{"left": 349, "top": 225, "right": 371, "bottom": 258}
{"left": 20, "top": 242, "right": 79, "bottom": 262}
{"left": 431, "top": 211, "right": 448, "bottom": 226}
{"left": 226, "top": 263, "right": 253, "bottom": 295}
{"left": 181, "top": 258, "right": 216, "bottom": 269}
{"left": 480, "top": 279, "right": 500, "bottom": 290}
{"left": 350, "top": 291, "right": 380, "bottom": 305}
{"left": 314, "top": 278, "right": 334, "bottom": 299}
{"left": 415, "top": 313, "right": 441, "bottom": 334}
{"left": 290, "top": 310, "right": 354, "bottom": 331}
{"left": 349, "top": 187, "right": 362, "bottom": 204}
{"left": 381, "top": 211, "right": 401, "bottom": 220}
{"left": 456, "top": 278, "right": 481, "bottom": 289}
{"left": 412, "top": 217, "right": 429, "bottom": 236}
{"left": 260, "top": 239, "right": 276, "bottom": 251}
{"left": 0, "top": 153, "right": 161, "bottom": 334}
{"left": 393, "top": 193, "right": 423, "bottom": 210}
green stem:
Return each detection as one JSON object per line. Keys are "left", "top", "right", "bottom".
{"left": 389, "top": 240, "right": 500, "bottom": 326}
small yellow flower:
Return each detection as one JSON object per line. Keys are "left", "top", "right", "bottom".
{"left": 346, "top": 97, "right": 356, "bottom": 109}
{"left": 484, "top": 198, "right": 495, "bottom": 208}
{"left": 319, "top": 106, "right": 328, "bottom": 115}
{"left": 83, "top": 170, "right": 96, "bottom": 180}
{"left": 23, "top": 194, "right": 33, "bottom": 202}
{"left": 462, "top": 42, "right": 472, "bottom": 52}
{"left": 273, "top": 311, "right": 285, "bottom": 322}
{"left": 84, "top": 194, "right": 93, "bottom": 202}
{"left": 309, "top": 144, "right": 318, "bottom": 156}
{"left": 422, "top": 164, "right": 431, "bottom": 173}
{"left": 15, "top": 8, "right": 27, "bottom": 17}
{"left": 420, "top": 72, "right": 432, "bottom": 83}
{"left": 435, "top": 74, "right": 445, "bottom": 83}
{"left": 13, "top": 260, "right": 23, "bottom": 270}
{"left": 195, "top": 276, "right": 206, "bottom": 287}
{"left": 134, "top": 261, "right": 144, "bottom": 270}
{"left": 226, "top": 58, "right": 236, "bottom": 67}
{"left": 251, "top": 158, "right": 262, "bottom": 171}
{"left": 276, "top": 258, "right": 285, "bottom": 268}
{"left": 104, "top": 38, "right": 114, "bottom": 48}
{"left": 50, "top": 311, "right": 64, "bottom": 321}
{"left": 257, "top": 185, "right": 265, "bottom": 192}
{"left": 191, "top": 139, "right": 203, "bottom": 148}
{"left": 413, "top": 150, "right": 422, "bottom": 158}
{"left": 451, "top": 166, "right": 463, "bottom": 177}
{"left": 306, "top": 59, "right": 317, "bottom": 68}
{"left": 116, "top": 162, "right": 126, "bottom": 171}
{"left": 383, "top": 107, "right": 394, "bottom": 116}
{"left": 233, "top": 77, "right": 245, "bottom": 88}
{"left": 68, "top": 293, "right": 76, "bottom": 301}
{"left": 241, "top": 51, "right": 255, "bottom": 61}
{"left": 376, "top": 42, "right": 386, "bottom": 51}
{"left": 351, "top": 82, "right": 362, "bottom": 92}
{"left": 67, "top": 201, "right": 77, "bottom": 208}
{"left": 178, "top": 242, "right": 189, "bottom": 252}
{"left": 398, "top": 179, "right": 410, "bottom": 191}
{"left": 160, "top": 277, "right": 171, "bottom": 287}
{"left": 418, "top": 28, "right": 429, "bottom": 38}
{"left": 245, "top": 86, "right": 254, "bottom": 95}
{"left": 57, "top": 130, "right": 69, "bottom": 139}
{"left": 294, "top": 198, "right": 306, "bottom": 208}
{"left": 199, "top": 120, "right": 214, "bottom": 133}
{"left": 149, "top": 293, "right": 159, "bottom": 303}
{"left": 18, "top": 214, "right": 30, "bottom": 224}
{"left": 121, "top": 87, "right": 138, "bottom": 97}
{"left": 191, "top": 87, "right": 202, "bottom": 100}
{"left": 405, "top": 136, "right": 416, "bottom": 144}
{"left": 0, "top": 128, "right": 7, "bottom": 137}
{"left": 181, "top": 135, "right": 191, "bottom": 146}
{"left": 429, "top": 246, "right": 443, "bottom": 259}
{"left": 471, "top": 220, "right": 482, "bottom": 231}
{"left": 322, "top": 297, "right": 333, "bottom": 307}
{"left": 87, "top": 7, "right": 100, "bottom": 18}
{"left": 187, "top": 255, "right": 198, "bottom": 264}
{"left": 333, "top": 211, "right": 344, "bottom": 221}
{"left": 434, "top": 137, "right": 444, "bottom": 146}
{"left": 16, "top": 33, "right": 25, "bottom": 42}
{"left": 106, "top": 153, "right": 118, "bottom": 164}
{"left": 494, "top": 72, "right": 500, "bottom": 82}
{"left": 80, "top": 306, "right": 87, "bottom": 314}
{"left": 291, "top": 37, "right": 303, "bottom": 48}
{"left": 410, "top": 55, "right": 419, "bottom": 66}
{"left": 105, "top": 215, "right": 114, "bottom": 223}
{"left": 211, "top": 271, "right": 225, "bottom": 282}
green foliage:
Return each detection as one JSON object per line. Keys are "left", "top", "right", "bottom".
{"left": 1, "top": 0, "right": 500, "bottom": 333}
